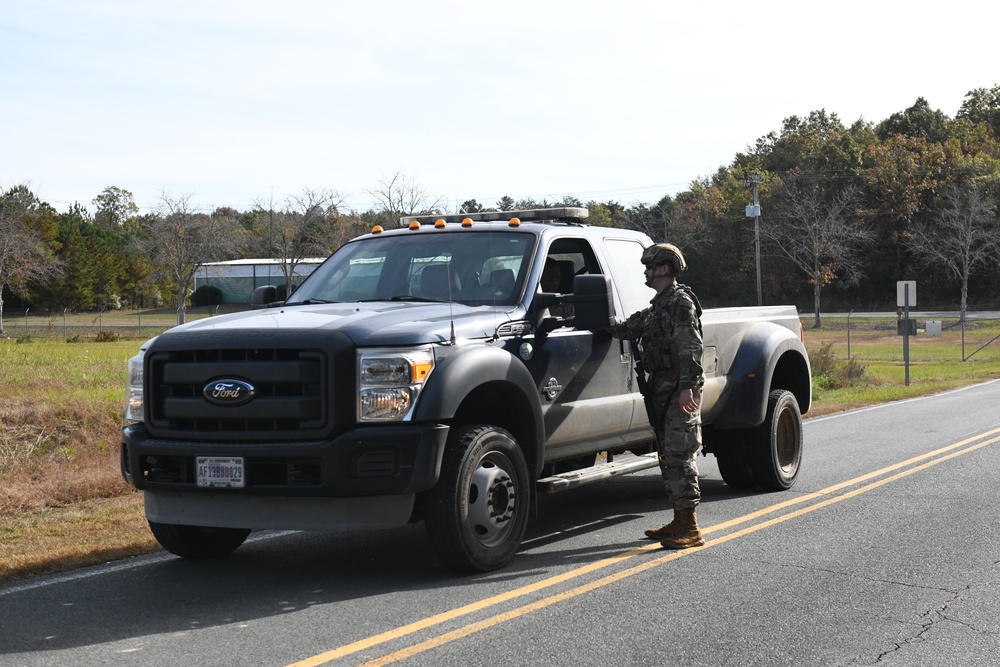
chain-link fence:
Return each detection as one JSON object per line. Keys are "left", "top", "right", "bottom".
{"left": 0, "top": 306, "right": 245, "bottom": 340}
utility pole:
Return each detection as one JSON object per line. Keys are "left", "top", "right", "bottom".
{"left": 269, "top": 185, "right": 275, "bottom": 259}
{"left": 744, "top": 174, "right": 764, "bottom": 306}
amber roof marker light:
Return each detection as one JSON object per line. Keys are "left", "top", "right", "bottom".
{"left": 398, "top": 207, "right": 589, "bottom": 228}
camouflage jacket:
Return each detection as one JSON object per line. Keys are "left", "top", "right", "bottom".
{"left": 609, "top": 282, "right": 705, "bottom": 392}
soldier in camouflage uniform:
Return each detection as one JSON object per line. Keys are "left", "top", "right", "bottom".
{"left": 608, "top": 243, "right": 705, "bottom": 549}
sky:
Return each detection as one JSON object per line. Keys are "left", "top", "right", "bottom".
{"left": 3, "top": 1, "right": 999, "bottom": 217}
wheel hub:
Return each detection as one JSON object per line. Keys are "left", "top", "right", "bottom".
{"left": 775, "top": 409, "right": 799, "bottom": 472}
{"left": 468, "top": 461, "right": 516, "bottom": 545}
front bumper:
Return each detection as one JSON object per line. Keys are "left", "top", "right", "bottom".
{"left": 142, "top": 489, "right": 418, "bottom": 531}
{"left": 121, "top": 422, "right": 449, "bottom": 497}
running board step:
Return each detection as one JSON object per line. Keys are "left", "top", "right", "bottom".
{"left": 537, "top": 452, "right": 659, "bottom": 494}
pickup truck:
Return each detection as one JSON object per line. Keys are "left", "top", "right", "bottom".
{"left": 121, "top": 207, "right": 811, "bottom": 571}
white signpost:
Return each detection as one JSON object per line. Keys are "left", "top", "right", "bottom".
{"left": 896, "top": 281, "right": 916, "bottom": 309}
{"left": 897, "top": 281, "right": 916, "bottom": 386}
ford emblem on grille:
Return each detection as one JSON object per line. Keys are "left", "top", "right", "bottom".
{"left": 203, "top": 379, "right": 256, "bottom": 406}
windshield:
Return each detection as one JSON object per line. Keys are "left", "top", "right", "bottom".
{"left": 288, "top": 231, "right": 536, "bottom": 306}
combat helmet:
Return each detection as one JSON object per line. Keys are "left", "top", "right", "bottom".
{"left": 641, "top": 243, "right": 687, "bottom": 274}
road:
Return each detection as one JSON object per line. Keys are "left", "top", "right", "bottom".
{"left": 3, "top": 381, "right": 999, "bottom": 666}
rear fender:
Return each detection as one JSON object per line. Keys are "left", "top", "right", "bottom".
{"left": 712, "top": 322, "right": 811, "bottom": 429}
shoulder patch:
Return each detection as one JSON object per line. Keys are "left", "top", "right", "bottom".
{"left": 674, "top": 284, "right": 703, "bottom": 319}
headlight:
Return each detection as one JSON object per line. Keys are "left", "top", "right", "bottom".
{"left": 123, "top": 338, "right": 155, "bottom": 424}
{"left": 358, "top": 348, "right": 434, "bottom": 421}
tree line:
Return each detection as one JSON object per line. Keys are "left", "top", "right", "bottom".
{"left": 2, "top": 86, "right": 1000, "bottom": 331}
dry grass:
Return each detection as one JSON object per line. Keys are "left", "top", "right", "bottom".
{"left": 0, "top": 495, "right": 155, "bottom": 582}
{"left": 0, "top": 338, "right": 160, "bottom": 583}
{"left": 0, "top": 397, "right": 125, "bottom": 512}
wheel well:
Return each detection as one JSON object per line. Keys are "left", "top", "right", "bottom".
{"left": 450, "top": 381, "right": 539, "bottom": 474}
{"left": 770, "top": 350, "right": 811, "bottom": 415}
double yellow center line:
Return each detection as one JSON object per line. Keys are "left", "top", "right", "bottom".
{"left": 288, "top": 427, "right": 1000, "bottom": 667}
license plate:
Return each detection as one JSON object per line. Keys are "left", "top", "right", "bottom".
{"left": 196, "top": 456, "right": 245, "bottom": 488}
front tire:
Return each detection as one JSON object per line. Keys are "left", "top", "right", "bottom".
{"left": 748, "top": 390, "right": 803, "bottom": 491}
{"left": 148, "top": 522, "right": 250, "bottom": 558}
{"left": 425, "top": 424, "right": 530, "bottom": 572}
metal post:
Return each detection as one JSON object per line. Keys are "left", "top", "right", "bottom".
{"left": 754, "top": 206, "right": 762, "bottom": 307}
{"left": 63, "top": 308, "right": 67, "bottom": 339}
{"left": 903, "top": 285, "right": 910, "bottom": 387}
{"left": 961, "top": 309, "right": 966, "bottom": 361}
{"left": 847, "top": 309, "right": 853, "bottom": 360}
{"left": 24, "top": 308, "right": 29, "bottom": 336}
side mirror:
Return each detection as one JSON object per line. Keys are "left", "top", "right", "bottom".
{"left": 533, "top": 292, "right": 563, "bottom": 336}
{"left": 251, "top": 285, "right": 280, "bottom": 309}
{"left": 567, "top": 275, "right": 616, "bottom": 329}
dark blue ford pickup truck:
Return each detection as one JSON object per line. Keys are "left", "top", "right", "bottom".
{"left": 122, "top": 207, "right": 811, "bottom": 571}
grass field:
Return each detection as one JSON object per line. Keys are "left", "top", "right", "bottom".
{"left": 803, "top": 316, "right": 1000, "bottom": 413}
{"left": 2, "top": 313, "right": 999, "bottom": 583}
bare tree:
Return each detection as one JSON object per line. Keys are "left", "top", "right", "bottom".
{"left": 365, "top": 170, "right": 442, "bottom": 227}
{"left": 251, "top": 188, "right": 345, "bottom": 295}
{"left": 0, "top": 185, "right": 63, "bottom": 334}
{"left": 136, "top": 192, "right": 243, "bottom": 324}
{"left": 625, "top": 197, "right": 705, "bottom": 251}
{"left": 906, "top": 184, "right": 1000, "bottom": 322}
{"left": 763, "top": 179, "right": 872, "bottom": 328}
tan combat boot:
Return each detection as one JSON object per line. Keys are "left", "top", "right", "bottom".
{"left": 659, "top": 507, "right": 705, "bottom": 549}
{"left": 644, "top": 510, "right": 682, "bottom": 540}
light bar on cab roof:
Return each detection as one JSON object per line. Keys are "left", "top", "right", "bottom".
{"left": 399, "top": 207, "right": 589, "bottom": 227}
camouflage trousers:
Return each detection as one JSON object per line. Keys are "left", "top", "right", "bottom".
{"left": 653, "top": 386, "right": 703, "bottom": 509}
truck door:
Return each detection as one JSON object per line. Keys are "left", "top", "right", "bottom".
{"left": 602, "top": 237, "right": 658, "bottom": 437}
{"left": 517, "top": 238, "right": 635, "bottom": 461}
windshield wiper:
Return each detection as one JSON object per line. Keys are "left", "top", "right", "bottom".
{"left": 284, "top": 298, "right": 337, "bottom": 305}
{"left": 355, "top": 296, "right": 444, "bottom": 303}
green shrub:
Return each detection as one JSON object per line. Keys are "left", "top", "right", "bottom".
{"left": 812, "top": 374, "right": 837, "bottom": 391}
{"left": 809, "top": 342, "right": 837, "bottom": 377}
{"left": 809, "top": 341, "right": 868, "bottom": 390}
{"left": 838, "top": 357, "right": 868, "bottom": 386}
